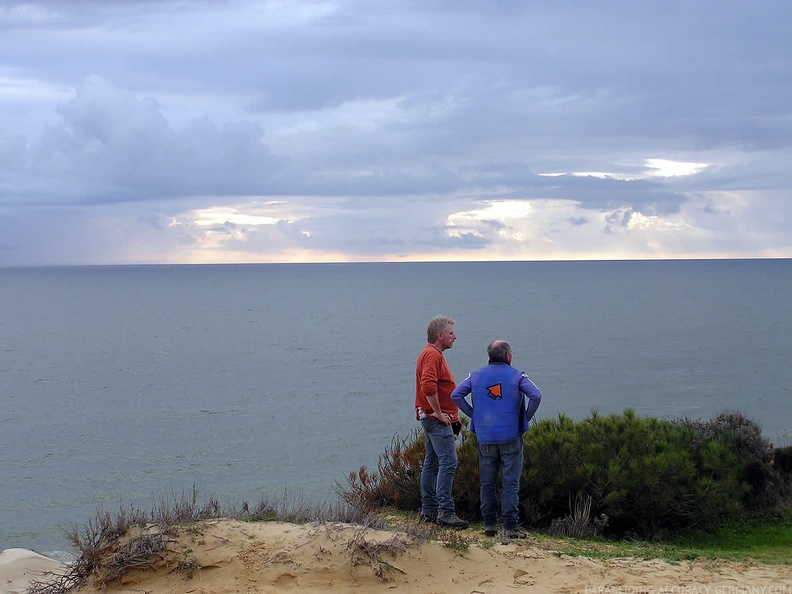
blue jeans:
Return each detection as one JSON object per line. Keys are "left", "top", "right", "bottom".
{"left": 420, "top": 418, "right": 458, "bottom": 518}
{"left": 478, "top": 437, "right": 523, "bottom": 530}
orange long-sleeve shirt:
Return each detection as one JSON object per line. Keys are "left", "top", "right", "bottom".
{"left": 415, "top": 344, "right": 458, "bottom": 421}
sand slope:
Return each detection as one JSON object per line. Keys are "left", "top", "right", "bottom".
{"left": 0, "top": 548, "right": 67, "bottom": 594}
{"left": 7, "top": 520, "right": 792, "bottom": 593}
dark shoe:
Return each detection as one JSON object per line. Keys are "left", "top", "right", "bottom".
{"left": 484, "top": 527, "right": 497, "bottom": 537}
{"left": 505, "top": 528, "right": 527, "bottom": 539}
{"left": 418, "top": 513, "right": 437, "bottom": 524}
{"left": 437, "top": 514, "right": 469, "bottom": 529}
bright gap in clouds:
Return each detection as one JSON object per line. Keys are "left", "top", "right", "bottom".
{"left": 447, "top": 199, "right": 535, "bottom": 238}
{"left": 187, "top": 199, "right": 312, "bottom": 229}
{"left": 192, "top": 206, "right": 284, "bottom": 227}
{"left": 164, "top": 202, "right": 305, "bottom": 250}
{"left": 644, "top": 158, "right": 709, "bottom": 177}
{"left": 539, "top": 158, "right": 710, "bottom": 181}
{"left": 626, "top": 211, "right": 693, "bottom": 232}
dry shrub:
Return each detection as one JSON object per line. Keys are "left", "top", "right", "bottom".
{"left": 27, "top": 507, "right": 150, "bottom": 594}
{"left": 548, "top": 492, "right": 608, "bottom": 538}
{"left": 150, "top": 484, "right": 222, "bottom": 528}
{"left": 98, "top": 528, "right": 167, "bottom": 583}
{"left": 337, "top": 429, "right": 425, "bottom": 513}
{"left": 346, "top": 528, "right": 410, "bottom": 581}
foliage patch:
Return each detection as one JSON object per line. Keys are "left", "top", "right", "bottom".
{"left": 339, "top": 410, "right": 792, "bottom": 539}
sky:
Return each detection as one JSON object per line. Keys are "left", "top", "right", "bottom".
{"left": 1, "top": 0, "right": 790, "bottom": 266}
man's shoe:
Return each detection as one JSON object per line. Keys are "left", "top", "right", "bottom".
{"left": 437, "top": 514, "right": 469, "bottom": 529}
{"left": 418, "top": 513, "right": 437, "bottom": 524}
{"left": 504, "top": 528, "right": 527, "bottom": 539}
{"left": 484, "top": 527, "right": 497, "bottom": 537}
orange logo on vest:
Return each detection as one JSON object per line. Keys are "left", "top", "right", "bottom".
{"left": 486, "top": 384, "right": 502, "bottom": 400}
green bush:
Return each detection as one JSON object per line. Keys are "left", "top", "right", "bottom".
{"left": 523, "top": 410, "right": 754, "bottom": 537}
{"left": 678, "top": 412, "right": 791, "bottom": 513}
{"left": 339, "top": 410, "right": 791, "bottom": 539}
{"left": 775, "top": 445, "right": 792, "bottom": 475}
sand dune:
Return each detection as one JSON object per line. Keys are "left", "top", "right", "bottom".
{"left": 4, "top": 520, "right": 791, "bottom": 593}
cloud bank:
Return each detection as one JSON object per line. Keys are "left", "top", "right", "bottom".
{"left": 1, "top": 0, "right": 790, "bottom": 265}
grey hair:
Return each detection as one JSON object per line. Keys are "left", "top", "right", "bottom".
{"left": 487, "top": 340, "right": 511, "bottom": 363}
{"left": 427, "top": 315, "right": 455, "bottom": 343}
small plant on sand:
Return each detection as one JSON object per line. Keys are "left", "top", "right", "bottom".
{"left": 346, "top": 528, "right": 410, "bottom": 581}
{"left": 176, "top": 548, "right": 200, "bottom": 579}
{"left": 441, "top": 529, "right": 471, "bottom": 554}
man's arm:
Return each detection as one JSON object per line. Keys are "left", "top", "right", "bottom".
{"left": 424, "top": 393, "right": 451, "bottom": 424}
{"left": 519, "top": 372, "right": 542, "bottom": 423}
{"left": 451, "top": 375, "right": 474, "bottom": 418}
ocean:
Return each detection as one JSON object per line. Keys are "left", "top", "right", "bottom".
{"left": 1, "top": 260, "right": 790, "bottom": 556}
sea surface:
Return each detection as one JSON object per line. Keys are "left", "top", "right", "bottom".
{"left": 1, "top": 260, "right": 791, "bottom": 555}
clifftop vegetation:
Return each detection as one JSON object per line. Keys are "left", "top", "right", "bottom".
{"left": 340, "top": 410, "right": 792, "bottom": 540}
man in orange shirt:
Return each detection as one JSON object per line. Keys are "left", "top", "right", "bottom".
{"left": 415, "top": 315, "right": 469, "bottom": 529}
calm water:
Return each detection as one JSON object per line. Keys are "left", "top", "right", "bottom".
{"left": 1, "top": 260, "right": 791, "bottom": 555}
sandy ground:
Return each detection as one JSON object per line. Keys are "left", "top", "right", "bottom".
{"left": 0, "top": 548, "right": 67, "bottom": 594}
{"left": 3, "top": 520, "right": 791, "bottom": 594}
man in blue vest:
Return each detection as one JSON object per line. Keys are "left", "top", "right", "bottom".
{"left": 451, "top": 340, "right": 542, "bottom": 538}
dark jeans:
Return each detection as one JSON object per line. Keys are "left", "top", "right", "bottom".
{"left": 478, "top": 437, "right": 523, "bottom": 530}
{"left": 419, "top": 418, "right": 458, "bottom": 518}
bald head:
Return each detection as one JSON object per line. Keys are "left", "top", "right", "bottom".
{"left": 487, "top": 340, "right": 512, "bottom": 363}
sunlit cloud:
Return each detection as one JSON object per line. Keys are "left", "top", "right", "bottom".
{"left": 626, "top": 211, "right": 693, "bottom": 232}
{"left": 192, "top": 206, "right": 285, "bottom": 227}
{"left": 644, "top": 158, "right": 709, "bottom": 178}
{"left": 539, "top": 158, "right": 710, "bottom": 182}
{"left": 183, "top": 198, "right": 314, "bottom": 228}
{"left": 448, "top": 200, "right": 534, "bottom": 226}
{"left": 446, "top": 200, "right": 534, "bottom": 241}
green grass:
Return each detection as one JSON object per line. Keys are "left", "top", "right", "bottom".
{"left": 389, "top": 509, "right": 792, "bottom": 565}
{"left": 667, "top": 514, "right": 792, "bottom": 564}
{"left": 542, "top": 513, "right": 792, "bottom": 565}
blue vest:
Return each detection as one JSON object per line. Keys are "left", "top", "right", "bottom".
{"left": 469, "top": 363, "right": 528, "bottom": 444}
